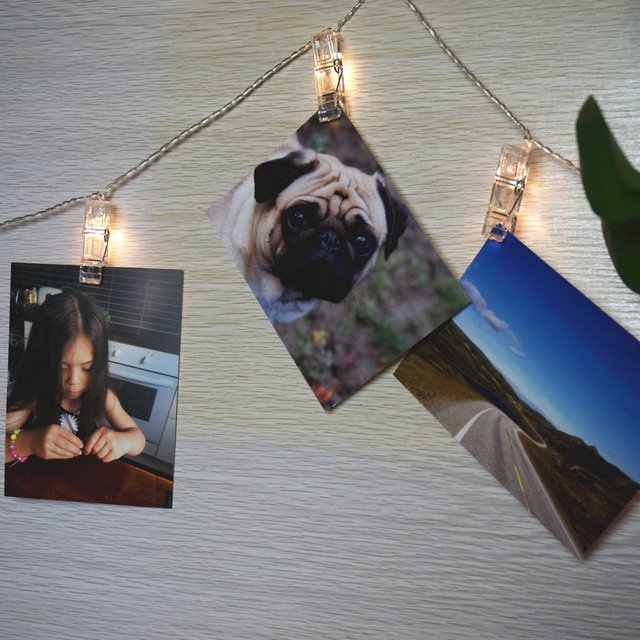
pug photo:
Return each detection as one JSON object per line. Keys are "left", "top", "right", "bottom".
{"left": 208, "top": 146, "right": 408, "bottom": 323}
{"left": 206, "top": 114, "right": 468, "bottom": 409}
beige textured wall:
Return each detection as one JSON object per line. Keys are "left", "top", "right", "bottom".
{"left": 1, "top": 1, "right": 639, "bottom": 638}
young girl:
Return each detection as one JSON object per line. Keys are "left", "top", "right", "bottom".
{"left": 5, "top": 291, "right": 145, "bottom": 464}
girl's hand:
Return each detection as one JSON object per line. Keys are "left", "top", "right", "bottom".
{"left": 84, "top": 427, "right": 129, "bottom": 463}
{"left": 27, "top": 424, "right": 84, "bottom": 460}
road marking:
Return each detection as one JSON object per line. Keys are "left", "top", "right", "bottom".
{"left": 454, "top": 407, "right": 496, "bottom": 442}
{"left": 514, "top": 437, "right": 583, "bottom": 557}
{"left": 513, "top": 464, "right": 531, "bottom": 512}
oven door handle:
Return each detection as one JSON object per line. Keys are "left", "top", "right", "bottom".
{"left": 111, "top": 369, "right": 175, "bottom": 388}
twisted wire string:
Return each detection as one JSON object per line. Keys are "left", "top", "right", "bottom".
{"left": 103, "top": 41, "right": 312, "bottom": 196}
{"left": 0, "top": 0, "right": 367, "bottom": 230}
{"left": 1, "top": 0, "right": 581, "bottom": 231}
{"left": 0, "top": 194, "right": 103, "bottom": 230}
{"left": 103, "top": 0, "right": 367, "bottom": 196}
{"left": 403, "top": 0, "right": 580, "bottom": 174}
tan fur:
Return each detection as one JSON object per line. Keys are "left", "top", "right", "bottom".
{"left": 208, "top": 149, "right": 388, "bottom": 323}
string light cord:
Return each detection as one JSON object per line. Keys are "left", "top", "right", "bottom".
{"left": 103, "top": 0, "right": 367, "bottom": 197}
{"left": 0, "top": 193, "right": 103, "bottom": 230}
{"left": 1, "top": 0, "right": 579, "bottom": 231}
{"left": 403, "top": 0, "right": 580, "bottom": 173}
{"left": 0, "top": 0, "right": 367, "bottom": 231}
{"left": 103, "top": 40, "right": 312, "bottom": 196}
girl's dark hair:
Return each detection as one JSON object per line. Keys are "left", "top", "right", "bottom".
{"left": 8, "top": 291, "right": 111, "bottom": 439}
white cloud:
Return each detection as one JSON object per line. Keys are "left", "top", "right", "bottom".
{"left": 509, "top": 345, "right": 526, "bottom": 358}
{"left": 461, "top": 279, "right": 525, "bottom": 358}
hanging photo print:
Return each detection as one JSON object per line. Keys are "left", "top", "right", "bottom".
{"left": 207, "top": 114, "right": 468, "bottom": 409}
{"left": 395, "top": 234, "right": 640, "bottom": 557}
{"left": 5, "top": 263, "right": 183, "bottom": 508}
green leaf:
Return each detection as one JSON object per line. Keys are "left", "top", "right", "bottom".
{"left": 601, "top": 218, "right": 640, "bottom": 294}
{"left": 576, "top": 96, "right": 640, "bottom": 293}
{"left": 576, "top": 96, "right": 640, "bottom": 224}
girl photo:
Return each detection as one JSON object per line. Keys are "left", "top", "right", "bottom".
{"left": 5, "top": 263, "right": 183, "bottom": 508}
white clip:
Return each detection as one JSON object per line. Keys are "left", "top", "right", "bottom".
{"left": 312, "top": 29, "right": 345, "bottom": 122}
{"left": 482, "top": 140, "right": 532, "bottom": 241}
{"left": 79, "top": 195, "right": 110, "bottom": 285}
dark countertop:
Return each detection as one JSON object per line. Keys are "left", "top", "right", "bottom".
{"left": 5, "top": 455, "right": 173, "bottom": 508}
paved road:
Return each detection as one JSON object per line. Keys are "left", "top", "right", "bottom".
{"left": 438, "top": 401, "right": 581, "bottom": 556}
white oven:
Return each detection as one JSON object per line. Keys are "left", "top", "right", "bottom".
{"left": 108, "top": 340, "right": 179, "bottom": 461}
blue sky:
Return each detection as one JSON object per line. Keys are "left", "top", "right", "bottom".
{"left": 453, "top": 234, "right": 640, "bottom": 483}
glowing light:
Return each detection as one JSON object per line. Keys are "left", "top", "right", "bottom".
{"left": 79, "top": 195, "right": 110, "bottom": 285}
{"left": 483, "top": 140, "right": 532, "bottom": 241}
{"left": 312, "top": 29, "right": 345, "bottom": 122}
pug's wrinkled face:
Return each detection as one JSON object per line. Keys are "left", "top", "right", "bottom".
{"left": 253, "top": 150, "right": 407, "bottom": 306}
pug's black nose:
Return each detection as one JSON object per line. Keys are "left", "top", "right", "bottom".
{"left": 321, "top": 230, "right": 340, "bottom": 253}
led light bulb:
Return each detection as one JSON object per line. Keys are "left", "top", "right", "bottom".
{"left": 79, "top": 195, "right": 110, "bottom": 285}
{"left": 312, "top": 29, "right": 345, "bottom": 123}
{"left": 483, "top": 141, "right": 532, "bottom": 241}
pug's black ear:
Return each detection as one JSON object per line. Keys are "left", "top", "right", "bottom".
{"left": 254, "top": 151, "right": 318, "bottom": 203}
{"left": 377, "top": 180, "right": 410, "bottom": 259}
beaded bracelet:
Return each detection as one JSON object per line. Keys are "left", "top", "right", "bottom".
{"left": 8, "top": 429, "right": 28, "bottom": 463}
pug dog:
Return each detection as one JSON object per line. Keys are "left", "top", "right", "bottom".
{"left": 208, "top": 147, "right": 409, "bottom": 324}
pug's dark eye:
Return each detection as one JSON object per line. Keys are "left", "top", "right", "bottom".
{"left": 353, "top": 233, "right": 374, "bottom": 258}
{"left": 286, "top": 209, "right": 308, "bottom": 230}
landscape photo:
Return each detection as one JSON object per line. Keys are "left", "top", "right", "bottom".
{"left": 395, "top": 234, "right": 640, "bottom": 557}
